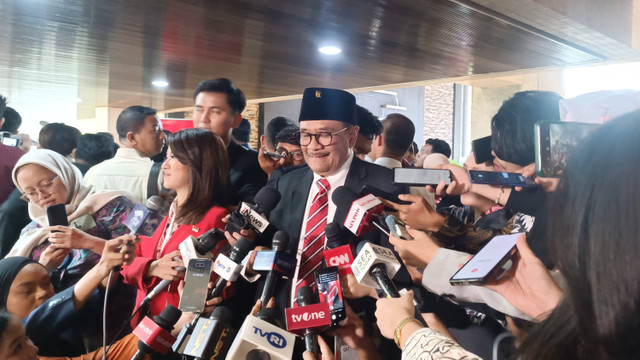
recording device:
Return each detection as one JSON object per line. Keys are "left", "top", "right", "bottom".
{"left": 393, "top": 168, "right": 452, "bottom": 186}
{"left": 471, "top": 135, "right": 494, "bottom": 164}
{"left": 315, "top": 266, "right": 346, "bottom": 327}
{"left": 225, "top": 187, "right": 281, "bottom": 234}
{"left": 468, "top": 170, "right": 535, "bottom": 188}
{"left": 263, "top": 150, "right": 287, "bottom": 160}
{"left": 181, "top": 306, "right": 234, "bottom": 359}
{"left": 449, "top": 232, "right": 523, "bottom": 286}
{"left": 323, "top": 222, "right": 355, "bottom": 276}
{"left": 178, "top": 228, "right": 226, "bottom": 267}
{"left": 385, "top": 214, "right": 413, "bottom": 240}
{"left": 178, "top": 258, "right": 213, "bottom": 313}
{"left": 209, "top": 237, "right": 253, "bottom": 299}
{"left": 226, "top": 308, "right": 296, "bottom": 360}
{"left": 124, "top": 196, "right": 166, "bottom": 237}
{"left": 351, "top": 242, "right": 402, "bottom": 298}
{"left": 285, "top": 286, "right": 331, "bottom": 355}
{"left": 535, "top": 121, "right": 598, "bottom": 178}
{"left": 131, "top": 305, "right": 182, "bottom": 360}
{"left": 1, "top": 132, "right": 22, "bottom": 147}
{"left": 359, "top": 184, "right": 410, "bottom": 205}
{"left": 332, "top": 187, "right": 385, "bottom": 237}
{"left": 46, "top": 203, "right": 68, "bottom": 227}
{"left": 257, "top": 231, "right": 295, "bottom": 306}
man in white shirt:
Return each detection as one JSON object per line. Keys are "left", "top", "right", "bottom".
{"left": 84, "top": 106, "right": 166, "bottom": 204}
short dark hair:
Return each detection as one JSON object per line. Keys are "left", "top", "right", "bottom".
{"left": 38, "top": 123, "right": 82, "bottom": 156}
{"left": 167, "top": 128, "right": 230, "bottom": 224}
{"left": 491, "top": 91, "right": 562, "bottom": 166}
{"left": 266, "top": 116, "right": 295, "bottom": 148}
{"left": 75, "top": 133, "right": 116, "bottom": 165}
{"left": 410, "top": 141, "right": 418, "bottom": 155}
{"left": 116, "top": 106, "right": 157, "bottom": 140}
{"left": 193, "top": 78, "right": 246, "bottom": 114}
{"left": 275, "top": 125, "right": 301, "bottom": 146}
{"left": 425, "top": 138, "right": 451, "bottom": 158}
{"left": 382, "top": 114, "right": 415, "bottom": 157}
{"left": 355, "top": 105, "right": 383, "bottom": 137}
{"left": 232, "top": 118, "right": 251, "bottom": 143}
{"left": 1, "top": 107, "right": 21, "bottom": 133}
{"left": 0, "top": 95, "right": 6, "bottom": 123}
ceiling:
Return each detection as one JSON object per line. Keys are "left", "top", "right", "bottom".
{"left": 0, "top": 0, "right": 636, "bottom": 132}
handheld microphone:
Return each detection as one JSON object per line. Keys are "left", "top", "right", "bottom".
{"left": 178, "top": 228, "right": 227, "bottom": 267}
{"left": 124, "top": 196, "right": 167, "bottom": 237}
{"left": 322, "top": 223, "right": 355, "bottom": 276}
{"left": 181, "top": 306, "right": 234, "bottom": 360}
{"left": 225, "top": 307, "right": 295, "bottom": 360}
{"left": 258, "top": 231, "right": 295, "bottom": 306}
{"left": 225, "top": 187, "right": 281, "bottom": 234}
{"left": 351, "top": 242, "right": 402, "bottom": 298}
{"left": 332, "top": 186, "right": 385, "bottom": 237}
{"left": 285, "top": 286, "right": 331, "bottom": 355}
{"left": 209, "top": 237, "right": 253, "bottom": 299}
{"left": 131, "top": 305, "right": 182, "bottom": 360}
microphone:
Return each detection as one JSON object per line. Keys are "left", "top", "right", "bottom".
{"left": 178, "top": 228, "right": 227, "bottom": 267}
{"left": 285, "top": 286, "right": 331, "bottom": 356}
{"left": 322, "top": 223, "right": 355, "bottom": 276}
{"left": 124, "top": 196, "right": 167, "bottom": 237}
{"left": 332, "top": 186, "right": 385, "bottom": 237}
{"left": 208, "top": 237, "right": 254, "bottom": 299}
{"left": 131, "top": 305, "right": 182, "bottom": 360}
{"left": 226, "top": 307, "right": 295, "bottom": 360}
{"left": 225, "top": 187, "right": 281, "bottom": 234}
{"left": 351, "top": 242, "right": 402, "bottom": 298}
{"left": 181, "top": 306, "right": 234, "bottom": 360}
{"left": 256, "top": 231, "right": 296, "bottom": 306}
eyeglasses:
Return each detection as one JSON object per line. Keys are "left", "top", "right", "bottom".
{"left": 273, "top": 148, "right": 304, "bottom": 161}
{"left": 20, "top": 176, "right": 60, "bottom": 202}
{"left": 299, "top": 127, "right": 352, "bottom": 146}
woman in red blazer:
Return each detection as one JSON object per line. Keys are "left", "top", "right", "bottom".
{"left": 121, "top": 128, "right": 231, "bottom": 318}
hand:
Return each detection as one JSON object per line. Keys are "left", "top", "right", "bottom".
{"left": 177, "top": 280, "right": 222, "bottom": 316}
{"left": 249, "top": 297, "right": 276, "bottom": 316}
{"left": 147, "top": 250, "right": 185, "bottom": 282}
{"left": 38, "top": 245, "right": 71, "bottom": 272}
{"left": 340, "top": 273, "right": 378, "bottom": 300}
{"left": 378, "top": 194, "right": 444, "bottom": 232}
{"left": 115, "top": 234, "right": 138, "bottom": 265}
{"left": 244, "top": 246, "right": 269, "bottom": 276}
{"left": 375, "top": 290, "right": 418, "bottom": 339}
{"left": 388, "top": 228, "right": 441, "bottom": 268}
{"left": 515, "top": 163, "right": 560, "bottom": 192}
{"left": 327, "top": 303, "right": 365, "bottom": 349}
{"left": 302, "top": 335, "right": 334, "bottom": 360}
{"left": 426, "top": 163, "right": 471, "bottom": 197}
{"left": 258, "top": 145, "right": 285, "bottom": 178}
{"left": 46, "top": 226, "right": 96, "bottom": 250}
{"left": 96, "top": 238, "right": 133, "bottom": 277}
{"left": 485, "top": 234, "right": 563, "bottom": 320}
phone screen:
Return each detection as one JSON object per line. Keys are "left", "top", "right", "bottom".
{"left": 179, "top": 258, "right": 212, "bottom": 313}
{"left": 315, "top": 267, "right": 346, "bottom": 326}
{"left": 393, "top": 168, "right": 452, "bottom": 186}
{"left": 450, "top": 232, "right": 522, "bottom": 285}
{"left": 469, "top": 170, "right": 535, "bottom": 187}
{"left": 471, "top": 136, "right": 494, "bottom": 164}
{"left": 536, "top": 122, "right": 598, "bottom": 177}
{"left": 1, "top": 137, "right": 19, "bottom": 147}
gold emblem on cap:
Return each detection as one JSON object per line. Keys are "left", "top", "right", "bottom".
{"left": 315, "top": 90, "right": 321, "bottom": 98}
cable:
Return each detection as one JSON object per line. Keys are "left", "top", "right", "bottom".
{"left": 102, "top": 270, "right": 114, "bottom": 360}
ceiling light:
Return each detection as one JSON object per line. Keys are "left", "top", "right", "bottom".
{"left": 318, "top": 46, "right": 342, "bottom": 55}
{"left": 152, "top": 80, "right": 169, "bottom": 87}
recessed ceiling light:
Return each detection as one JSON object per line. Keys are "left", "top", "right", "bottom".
{"left": 152, "top": 80, "right": 169, "bottom": 87}
{"left": 318, "top": 46, "right": 342, "bottom": 55}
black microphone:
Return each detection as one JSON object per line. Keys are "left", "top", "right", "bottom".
{"left": 181, "top": 306, "right": 234, "bottom": 359}
{"left": 331, "top": 186, "right": 385, "bottom": 237}
{"left": 352, "top": 241, "right": 402, "bottom": 299}
{"left": 208, "top": 237, "right": 254, "bottom": 299}
{"left": 259, "top": 230, "right": 290, "bottom": 307}
{"left": 124, "top": 196, "right": 167, "bottom": 237}
{"left": 131, "top": 305, "right": 182, "bottom": 360}
{"left": 295, "top": 286, "right": 319, "bottom": 356}
{"left": 225, "top": 187, "right": 281, "bottom": 234}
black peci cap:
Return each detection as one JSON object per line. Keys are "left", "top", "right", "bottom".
{"left": 299, "top": 88, "right": 356, "bottom": 125}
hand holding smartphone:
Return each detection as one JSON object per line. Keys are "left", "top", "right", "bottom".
{"left": 393, "top": 168, "right": 452, "bottom": 187}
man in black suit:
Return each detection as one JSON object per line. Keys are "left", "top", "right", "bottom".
{"left": 192, "top": 78, "right": 267, "bottom": 204}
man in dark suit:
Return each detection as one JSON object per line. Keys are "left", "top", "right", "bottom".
{"left": 192, "top": 78, "right": 267, "bottom": 204}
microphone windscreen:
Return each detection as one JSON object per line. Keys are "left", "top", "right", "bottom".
{"left": 257, "top": 308, "right": 284, "bottom": 328}
{"left": 271, "top": 231, "right": 289, "bottom": 252}
{"left": 196, "top": 229, "right": 226, "bottom": 254}
{"left": 230, "top": 237, "right": 253, "bottom": 262}
{"left": 253, "top": 187, "right": 282, "bottom": 213}
{"left": 325, "top": 223, "right": 344, "bottom": 249}
{"left": 331, "top": 186, "right": 359, "bottom": 209}
{"left": 146, "top": 195, "right": 166, "bottom": 211}
{"left": 211, "top": 306, "right": 233, "bottom": 325}
{"left": 154, "top": 305, "right": 182, "bottom": 330}
{"left": 295, "top": 286, "right": 316, "bottom": 307}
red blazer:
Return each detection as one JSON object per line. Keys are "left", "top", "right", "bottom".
{"left": 121, "top": 205, "right": 228, "bottom": 318}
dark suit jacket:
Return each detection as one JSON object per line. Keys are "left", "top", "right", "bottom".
{"left": 227, "top": 139, "right": 268, "bottom": 204}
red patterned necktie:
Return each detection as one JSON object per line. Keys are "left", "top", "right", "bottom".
{"left": 295, "top": 178, "right": 330, "bottom": 295}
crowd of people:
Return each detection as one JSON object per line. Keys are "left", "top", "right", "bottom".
{"left": 0, "top": 79, "right": 637, "bottom": 360}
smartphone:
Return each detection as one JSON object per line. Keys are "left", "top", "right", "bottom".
{"left": 1, "top": 136, "right": 20, "bottom": 147}
{"left": 468, "top": 170, "right": 535, "bottom": 188}
{"left": 46, "top": 204, "right": 69, "bottom": 228}
{"left": 359, "top": 185, "right": 409, "bottom": 205}
{"left": 384, "top": 214, "right": 413, "bottom": 240}
{"left": 471, "top": 136, "right": 494, "bottom": 164}
{"left": 315, "top": 266, "right": 346, "bottom": 327}
{"left": 372, "top": 218, "right": 391, "bottom": 237}
{"left": 393, "top": 168, "right": 452, "bottom": 186}
{"left": 535, "top": 122, "right": 598, "bottom": 178}
{"left": 449, "top": 232, "right": 522, "bottom": 286}
{"left": 263, "top": 150, "right": 286, "bottom": 160}
{"left": 178, "top": 258, "right": 212, "bottom": 313}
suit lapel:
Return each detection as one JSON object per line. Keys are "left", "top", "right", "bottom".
{"left": 286, "top": 168, "right": 314, "bottom": 253}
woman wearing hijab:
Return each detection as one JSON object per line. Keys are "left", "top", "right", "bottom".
{"left": 7, "top": 149, "right": 134, "bottom": 291}
{"left": 0, "top": 238, "right": 136, "bottom": 357}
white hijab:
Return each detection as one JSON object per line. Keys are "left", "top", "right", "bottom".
{"left": 7, "top": 149, "right": 129, "bottom": 257}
